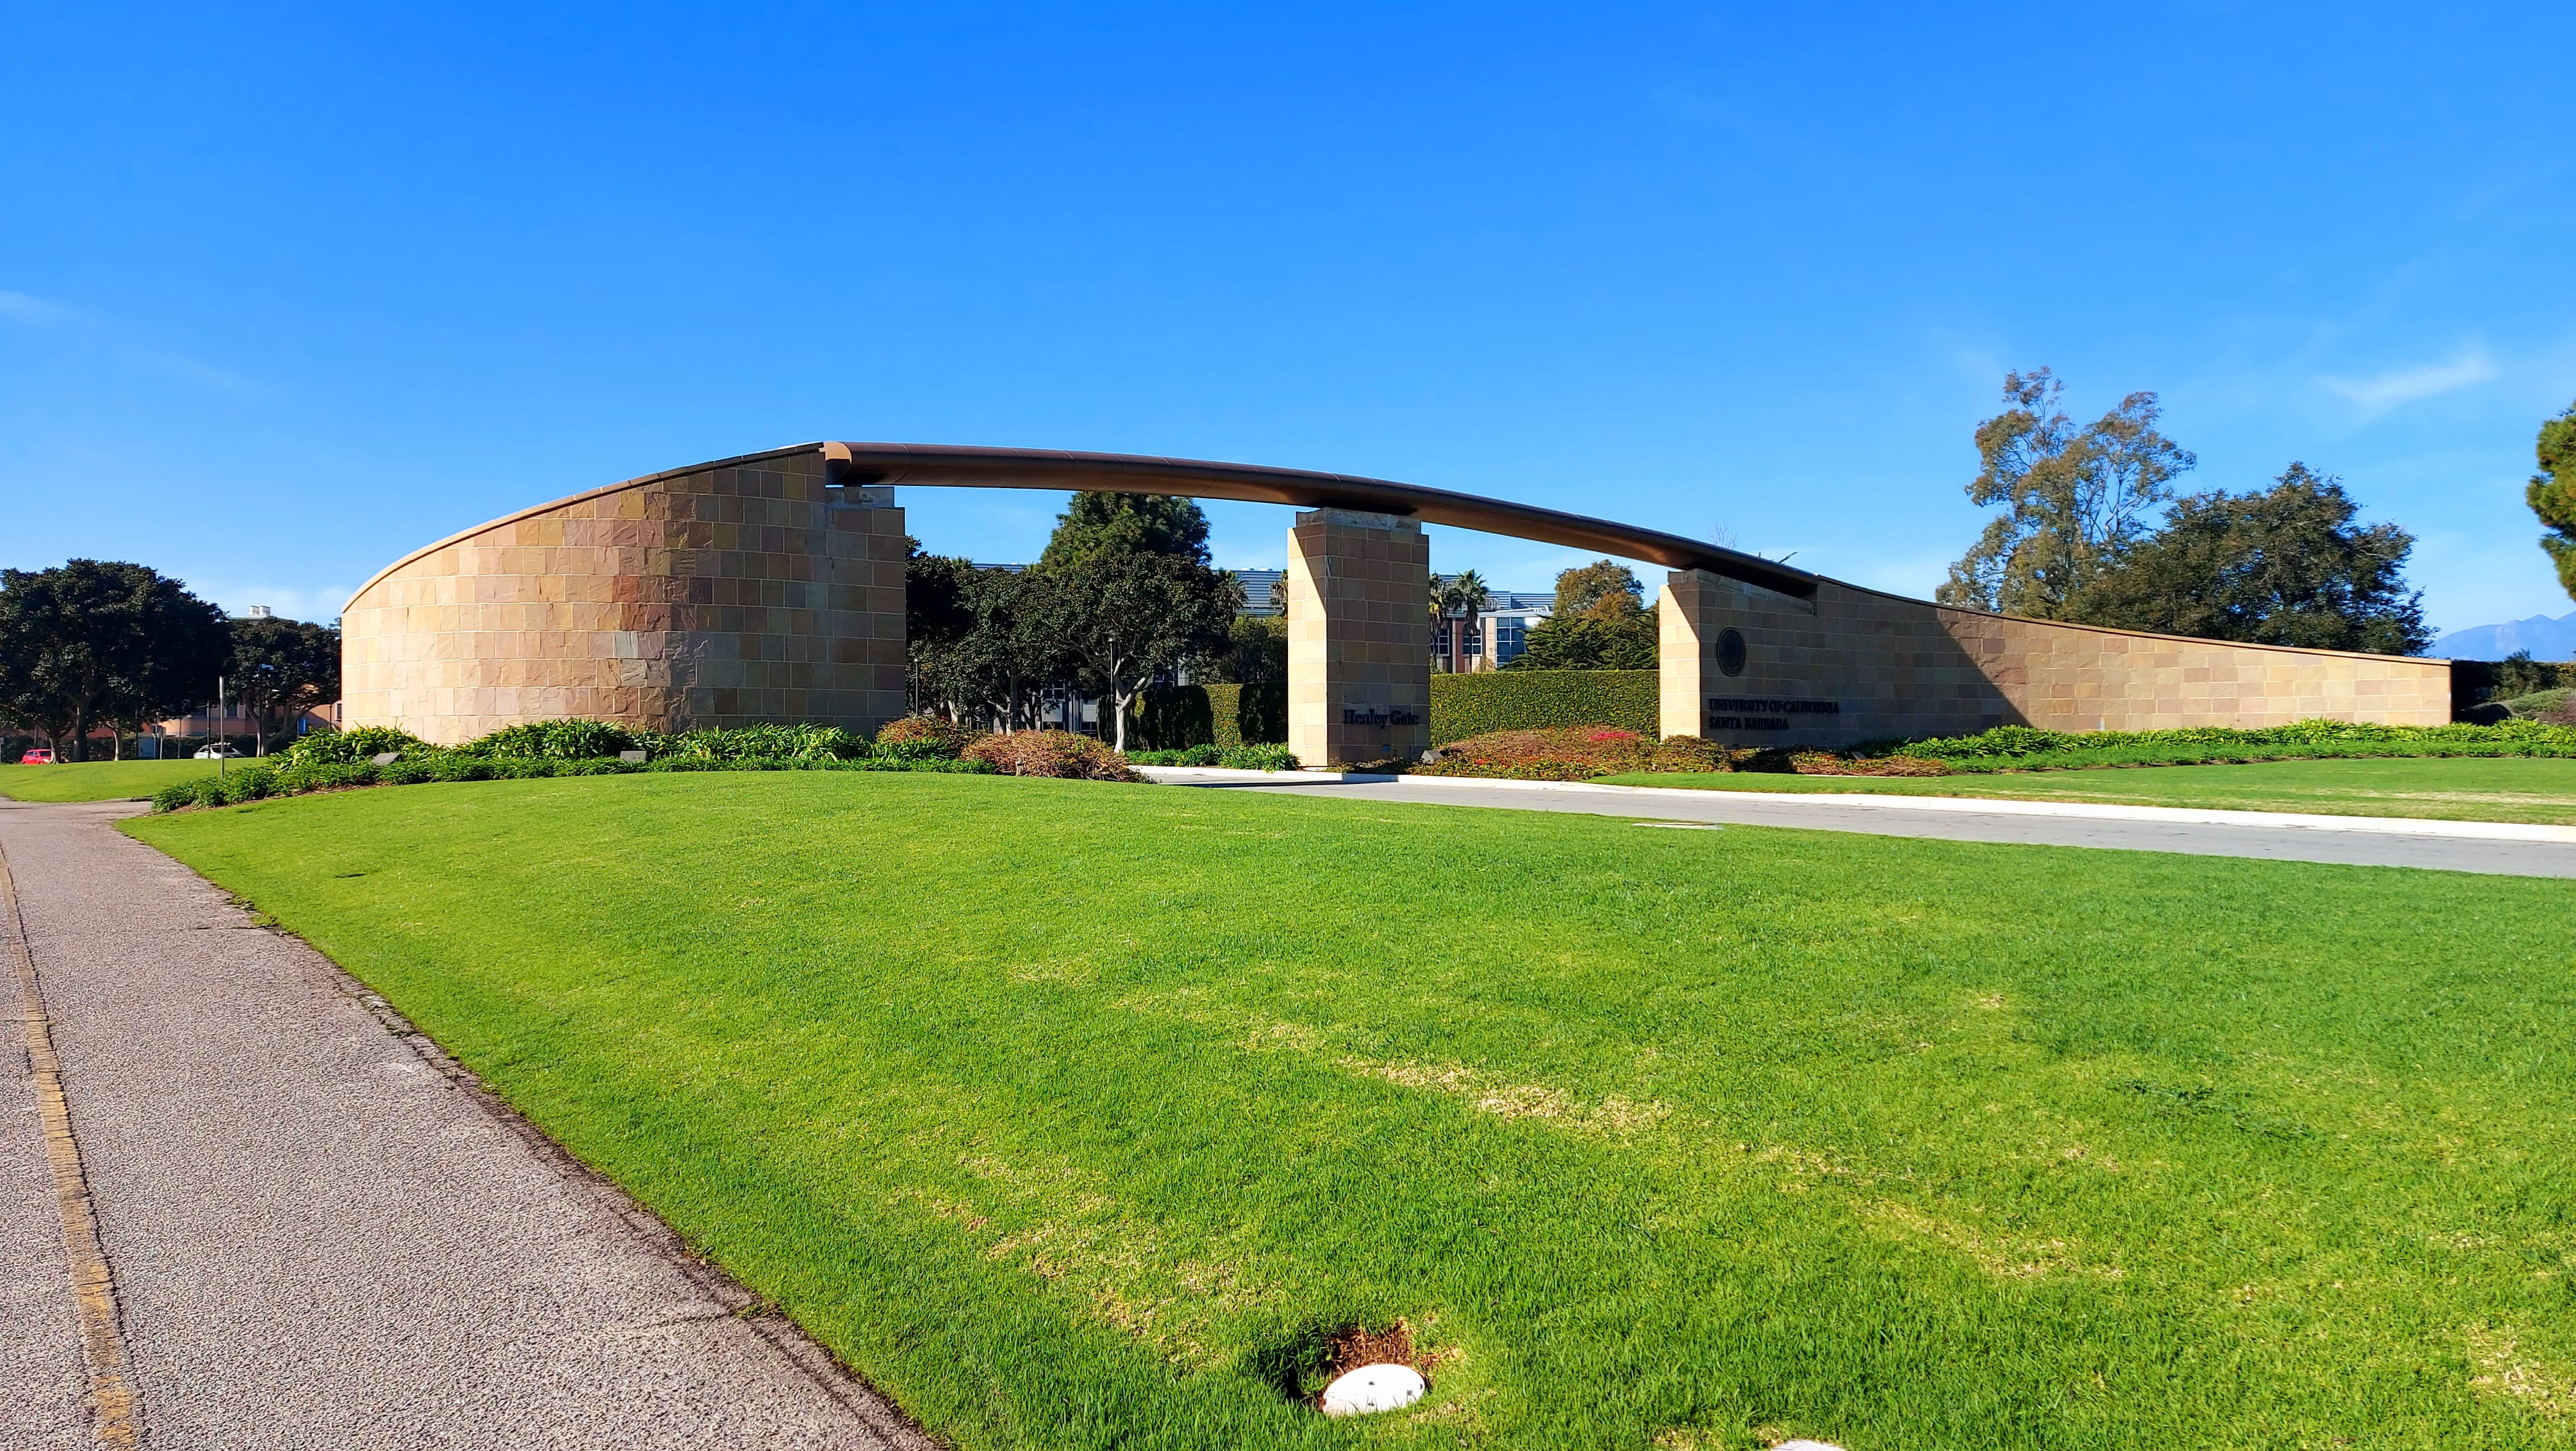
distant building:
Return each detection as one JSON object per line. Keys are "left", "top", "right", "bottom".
{"left": 1235, "top": 568, "right": 1286, "bottom": 615}
{"left": 1430, "top": 581, "right": 1553, "bottom": 671}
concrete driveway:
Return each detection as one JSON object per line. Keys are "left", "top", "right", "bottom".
{"left": 1138, "top": 767, "right": 2576, "bottom": 878}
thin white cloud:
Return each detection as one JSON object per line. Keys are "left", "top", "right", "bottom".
{"left": 0, "top": 288, "right": 75, "bottom": 324}
{"left": 2320, "top": 347, "right": 2498, "bottom": 416}
{"left": 0, "top": 285, "right": 251, "bottom": 392}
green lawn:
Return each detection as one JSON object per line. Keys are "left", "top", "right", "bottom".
{"left": 1597, "top": 755, "right": 2576, "bottom": 825}
{"left": 0, "top": 757, "right": 259, "bottom": 803}
{"left": 128, "top": 773, "right": 2576, "bottom": 1450}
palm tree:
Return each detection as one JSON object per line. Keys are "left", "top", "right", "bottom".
{"left": 1430, "top": 570, "right": 1490, "bottom": 673}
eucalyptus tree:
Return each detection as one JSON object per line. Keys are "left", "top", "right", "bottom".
{"left": 1937, "top": 369, "right": 2197, "bottom": 619}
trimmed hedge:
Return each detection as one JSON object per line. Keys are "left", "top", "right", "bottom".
{"left": 1124, "top": 743, "right": 1301, "bottom": 770}
{"left": 1872, "top": 717, "right": 2576, "bottom": 773}
{"left": 1429, "top": 670, "right": 1658, "bottom": 744}
{"left": 1130, "top": 683, "right": 1288, "bottom": 751}
{"left": 2452, "top": 658, "right": 2575, "bottom": 719}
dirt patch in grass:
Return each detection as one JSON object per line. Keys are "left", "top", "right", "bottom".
{"left": 1251, "top": 1319, "right": 1437, "bottom": 1406}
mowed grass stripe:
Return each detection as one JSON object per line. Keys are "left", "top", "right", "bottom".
{"left": 128, "top": 772, "right": 2576, "bottom": 1450}
{"left": 0, "top": 758, "right": 248, "bottom": 803}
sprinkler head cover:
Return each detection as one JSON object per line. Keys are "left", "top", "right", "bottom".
{"left": 1320, "top": 1363, "right": 1425, "bottom": 1416}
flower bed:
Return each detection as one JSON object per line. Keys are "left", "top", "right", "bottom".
{"left": 1413, "top": 727, "right": 1958, "bottom": 781}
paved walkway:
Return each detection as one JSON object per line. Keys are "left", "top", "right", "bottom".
{"left": 1140, "top": 770, "right": 2576, "bottom": 878}
{"left": 1, "top": 798, "right": 930, "bottom": 1450}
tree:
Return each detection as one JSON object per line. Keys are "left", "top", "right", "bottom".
{"left": 1430, "top": 569, "right": 1489, "bottom": 673}
{"left": 2066, "top": 464, "right": 2429, "bottom": 655}
{"left": 904, "top": 542, "right": 979, "bottom": 713}
{"left": 1552, "top": 560, "right": 1643, "bottom": 619}
{"left": 0, "top": 561, "right": 227, "bottom": 761}
{"left": 1040, "top": 492, "right": 1211, "bottom": 567}
{"left": 1206, "top": 613, "right": 1287, "bottom": 685}
{"left": 226, "top": 615, "right": 341, "bottom": 755}
{"left": 1503, "top": 559, "right": 1658, "bottom": 670}
{"left": 1037, "top": 552, "right": 1236, "bottom": 751}
{"left": 1028, "top": 491, "right": 1238, "bottom": 749}
{"left": 1938, "top": 370, "right": 2198, "bottom": 618}
{"left": 2529, "top": 399, "right": 2576, "bottom": 602}
{"left": 911, "top": 564, "right": 1067, "bottom": 732}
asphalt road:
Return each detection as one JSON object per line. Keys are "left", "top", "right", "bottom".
{"left": 1157, "top": 775, "right": 2576, "bottom": 878}
{"left": 1, "top": 798, "right": 931, "bottom": 1450}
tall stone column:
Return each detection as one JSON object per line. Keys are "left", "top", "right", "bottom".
{"left": 1286, "top": 509, "right": 1431, "bottom": 767}
{"left": 1657, "top": 570, "right": 1719, "bottom": 740}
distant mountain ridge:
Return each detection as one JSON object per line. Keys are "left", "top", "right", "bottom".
{"left": 2433, "top": 612, "right": 2576, "bottom": 661}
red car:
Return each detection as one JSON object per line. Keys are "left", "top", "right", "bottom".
{"left": 18, "top": 749, "right": 56, "bottom": 764}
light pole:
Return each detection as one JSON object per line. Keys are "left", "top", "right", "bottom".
{"left": 215, "top": 675, "right": 226, "bottom": 778}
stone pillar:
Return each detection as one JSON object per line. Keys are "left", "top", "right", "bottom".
{"left": 1657, "top": 570, "right": 1717, "bottom": 741}
{"left": 1286, "top": 509, "right": 1431, "bottom": 767}
{"left": 819, "top": 484, "right": 911, "bottom": 736}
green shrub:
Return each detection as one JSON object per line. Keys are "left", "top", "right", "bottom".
{"left": 1217, "top": 743, "right": 1297, "bottom": 771}
{"left": 875, "top": 715, "right": 973, "bottom": 758}
{"left": 279, "top": 726, "right": 433, "bottom": 767}
{"left": 1871, "top": 717, "right": 2576, "bottom": 773}
{"left": 460, "top": 719, "right": 638, "bottom": 759}
{"left": 2500, "top": 688, "right": 2576, "bottom": 722}
{"left": 1124, "top": 742, "right": 1300, "bottom": 770}
{"left": 145, "top": 725, "right": 998, "bottom": 810}
{"left": 151, "top": 778, "right": 223, "bottom": 812}
{"left": 1130, "top": 688, "right": 1216, "bottom": 751}
{"left": 271, "top": 761, "right": 382, "bottom": 795}
{"left": 1127, "top": 744, "right": 1225, "bottom": 766}
{"left": 1131, "top": 683, "right": 1289, "bottom": 751}
{"left": 643, "top": 723, "right": 868, "bottom": 762}
{"left": 1429, "top": 670, "right": 1659, "bottom": 744}
{"left": 1235, "top": 681, "right": 1287, "bottom": 746}
{"left": 214, "top": 766, "right": 280, "bottom": 804}
{"left": 873, "top": 738, "right": 964, "bottom": 765}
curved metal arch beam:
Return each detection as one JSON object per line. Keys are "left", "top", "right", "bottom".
{"left": 825, "top": 442, "right": 1819, "bottom": 600}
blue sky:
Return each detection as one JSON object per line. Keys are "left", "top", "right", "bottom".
{"left": 4, "top": 4, "right": 2572, "bottom": 639}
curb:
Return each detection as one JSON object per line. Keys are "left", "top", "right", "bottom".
{"left": 1139, "top": 767, "right": 2576, "bottom": 844}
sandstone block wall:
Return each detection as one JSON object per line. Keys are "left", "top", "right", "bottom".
{"left": 1660, "top": 569, "right": 2453, "bottom": 746}
{"left": 342, "top": 445, "right": 908, "bottom": 744}
{"left": 1287, "top": 510, "right": 1432, "bottom": 766}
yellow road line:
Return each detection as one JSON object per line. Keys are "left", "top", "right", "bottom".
{"left": 3, "top": 842, "right": 143, "bottom": 1448}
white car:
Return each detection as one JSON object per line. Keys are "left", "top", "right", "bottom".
{"left": 192, "top": 746, "right": 244, "bottom": 759}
